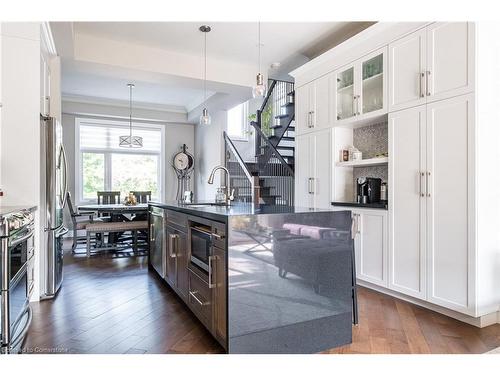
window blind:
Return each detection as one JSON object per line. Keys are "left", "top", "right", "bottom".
{"left": 79, "top": 121, "right": 162, "bottom": 153}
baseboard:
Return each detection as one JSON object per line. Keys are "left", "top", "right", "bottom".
{"left": 357, "top": 280, "right": 499, "bottom": 328}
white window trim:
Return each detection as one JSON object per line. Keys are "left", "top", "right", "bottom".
{"left": 227, "top": 102, "right": 250, "bottom": 141}
{"left": 75, "top": 117, "right": 165, "bottom": 205}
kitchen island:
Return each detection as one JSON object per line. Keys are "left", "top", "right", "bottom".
{"left": 148, "top": 201, "right": 355, "bottom": 354}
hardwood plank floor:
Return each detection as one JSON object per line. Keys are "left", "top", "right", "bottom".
{"left": 23, "top": 244, "right": 500, "bottom": 354}
{"left": 325, "top": 288, "right": 500, "bottom": 354}
{"left": 23, "top": 247, "right": 224, "bottom": 354}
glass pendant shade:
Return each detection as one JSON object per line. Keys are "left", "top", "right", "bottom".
{"left": 199, "top": 107, "right": 211, "bottom": 125}
{"left": 252, "top": 73, "right": 267, "bottom": 98}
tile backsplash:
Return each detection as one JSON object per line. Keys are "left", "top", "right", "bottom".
{"left": 351, "top": 122, "right": 388, "bottom": 197}
{"left": 353, "top": 121, "right": 388, "bottom": 159}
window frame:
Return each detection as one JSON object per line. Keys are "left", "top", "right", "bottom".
{"left": 226, "top": 102, "right": 249, "bottom": 141}
{"left": 75, "top": 117, "right": 165, "bottom": 205}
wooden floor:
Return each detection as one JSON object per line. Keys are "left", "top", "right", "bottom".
{"left": 24, "top": 246, "right": 500, "bottom": 354}
{"left": 24, "top": 249, "right": 224, "bottom": 354}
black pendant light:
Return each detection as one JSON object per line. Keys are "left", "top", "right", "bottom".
{"left": 119, "top": 83, "right": 143, "bottom": 148}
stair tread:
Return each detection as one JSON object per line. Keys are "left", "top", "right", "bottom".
{"left": 269, "top": 135, "right": 294, "bottom": 141}
{"left": 275, "top": 114, "right": 290, "bottom": 119}
{"left": 281, "top": 102, "right": 295, "bottom": 108}
{"left": 276, "top": 145, "right": 295, "bottom": 150}
{"left": 287, "top": 90, "right": 295, "bottom": 97}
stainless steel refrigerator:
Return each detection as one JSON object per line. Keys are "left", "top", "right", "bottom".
{"left": 40, "top": 116, "right": 68, "bottom": 299}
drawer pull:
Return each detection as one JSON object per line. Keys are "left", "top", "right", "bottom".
{"left": 189, "top": 290, "right": 209, "bottom": 306}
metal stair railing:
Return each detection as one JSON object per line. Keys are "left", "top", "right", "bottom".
{"left": 223, "top": 131, "right": 256, "bottom": 204}
{"left": 251, "top": 124, "right": 294, "bottom": 206}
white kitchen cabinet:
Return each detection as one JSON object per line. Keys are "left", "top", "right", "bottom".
{"left": 335, "top": 63, "right": 356, "bottom": 122}
{"left": 295, "top": 73, "right": 332, "bottom": 135}
{"left": 389, "top": 22, "right": 474, "bottom": 112}
{"left": 426, "top": 93, "right": 473, "bottom": 313}
{"left": 40, "top": 50, "right": 51, "bottom": 117}
{"left": 426, "top": 22, "right": 474, "bottom": 103}
{"left": 295, "top": 84, "right": 310, "bottom": 136}
{"left": 388, "top": 28, "right": 427, "bottom": 112}
{"left": 352, "top": 209, "right": 388, "bottom": 287}
{"left": 336, "top": 47, "right": 387, "bottom": 124}
{"left": 388, "top": 105, "right": 427, "bottom": 299}
{"left": 294, "top": 134, "right": 313, "bottom": 207}
{"left": 294, "top": 128, "right": 331, "bottom": 209}
{"left": 389, "top": 94, "right": 474, "bottom": 313}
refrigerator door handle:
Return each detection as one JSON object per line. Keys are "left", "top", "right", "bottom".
{"left": 58, "top": 144, "right": 69, "bottom": 209}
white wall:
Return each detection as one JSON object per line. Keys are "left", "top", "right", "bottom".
{"left": 193, "top": 97, "right": 265, "bottom": 200}
{"left": 194, "top": 110, "right": 226, "bottom": 200}
{"left": 0, "top": 22, "right": 42, "bottom": 301}
{"left": 61, "top": 100, "right": 195, "bottom": 225}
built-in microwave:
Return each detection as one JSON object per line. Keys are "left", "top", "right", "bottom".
{"left": 190, "top": 225, "right": 212, "bottom": 272}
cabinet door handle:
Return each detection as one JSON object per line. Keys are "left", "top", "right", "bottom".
{"left": 356, "top": 95, "right": 361, "bottom": 115}
{"left": 351, "top": 214, "right": 357, "bottom": 239}
{"left": 168, "top": 234, "right": 177, "bottom": 258}
{"left": 45, "top": 96, "right": 50, "bottom": 116}
{"left": 357, "top": 214, "right": 361, "bottom": 234}
{"left": 352, "top": 95, "right": 356, "bottom": 116}
{"left": 189, "top": 291, "right": 209, "bottom": 306}
{"left": 211, "top": 232, "right": 225, "bottom": 240}
{"left": 308, "top": 177, "right": 315, "bottom": 194}
{"left": 419, "top": 171, "right": 425, "bottom": 197}
{"left": 426, "top": 70, "right": 432, "bottom": 96}
{"left": 426, "top": 171, "right": 431, "bottom": 197}
{"left": 150, "top": 223, "right": 154, "bottom": 242}
{"left": 208, "top": 255, "right": 216, "bottom": 289}
{"left": 310, "top": 110, "right": 315, "bottom": 127}
{"left": 420, "top": 72, "right": 425, "bottom": 98}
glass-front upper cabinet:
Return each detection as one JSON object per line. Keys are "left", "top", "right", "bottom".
{"left": 334, "top": 47, "right": 387, "bottom": 124}
{"left": 361, "top": 51, "right": 385, "bottom": 115}
{"left": 336, "top": 66, "right": 355, "bottom": 121}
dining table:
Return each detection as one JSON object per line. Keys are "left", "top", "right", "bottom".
{"left": 78, "top": 203, "right": 149, "bottom": 247}
{"left": 78, "top": 203, "right": 149, "bottom": 216}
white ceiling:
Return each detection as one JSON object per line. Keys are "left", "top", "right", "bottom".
{"left": 57, "top": 22, "right": 373, "bottom": 115}
{"left": 62, "top": 68, "right": 214, "bottom": 111}
{"left": 73, "top": 22, "right": 365, "bottom": 66}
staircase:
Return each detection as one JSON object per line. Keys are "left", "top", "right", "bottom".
{"left": 224, "top": 79, "right": 295, "bottom": 206}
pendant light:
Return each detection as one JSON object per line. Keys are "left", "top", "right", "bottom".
{"left": 119, "top": 83, "right": 143, "bottom": 148}
{"left": 199, "top": 25, "right": 211, "bottom": 125}
{"left": 252, "top": 21, "right": 266, "bottom": 98}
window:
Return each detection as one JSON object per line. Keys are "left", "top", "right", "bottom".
{"left": 76, "top": 118, "right": 164, "bottom": 203}
{"left": 227, "top": 102, "right": 249, "bottom": 140}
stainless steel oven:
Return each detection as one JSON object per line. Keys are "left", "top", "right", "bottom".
{"left": 1, "top": 208, "right": 35, "bottom": 354}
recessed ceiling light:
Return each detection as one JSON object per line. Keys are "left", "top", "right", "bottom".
{"left": 270, "top": 62, "right": 281, "bottom": 69}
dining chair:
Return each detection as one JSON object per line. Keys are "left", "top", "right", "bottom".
{"left": 97, "top": 191, "right": 121, "bottom": 205}
{"left": 130, "top": 191, "right": 151, "bottom": 203}
{"left": 66, "top": 192, "right": 102, "bottom": 253}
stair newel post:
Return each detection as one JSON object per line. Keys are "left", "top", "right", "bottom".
{"left": 255, "top": 109, "right": 262, "bottom": 159}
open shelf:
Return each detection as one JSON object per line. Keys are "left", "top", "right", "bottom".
{"left": 336, "top": 156, "right": 388, "bottom": 167}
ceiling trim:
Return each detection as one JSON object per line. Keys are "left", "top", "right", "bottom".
{"left": 62, "top": 94, "right": 187, "bottom": 114}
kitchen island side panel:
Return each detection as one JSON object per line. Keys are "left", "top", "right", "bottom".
{"left": 227, "top": 211, "right": 354, "bottom": 354}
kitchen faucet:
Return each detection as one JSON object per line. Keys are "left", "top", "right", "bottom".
{"left": 207, "top": 166, "right": 234, "bottom": 205}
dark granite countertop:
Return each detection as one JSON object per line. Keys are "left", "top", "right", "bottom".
{"left": 0, "top": 205, "right": 37, "bottom": 218}
{"left": 149, "top": 200, "right": 337, "bottom": 222}
{"left": 332, "top": 201, "right": 388, "bottom": 210}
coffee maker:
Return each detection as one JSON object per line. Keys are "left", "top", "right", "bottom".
{"left": 356, "top": 177, "right": 382, "bottom": 204}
